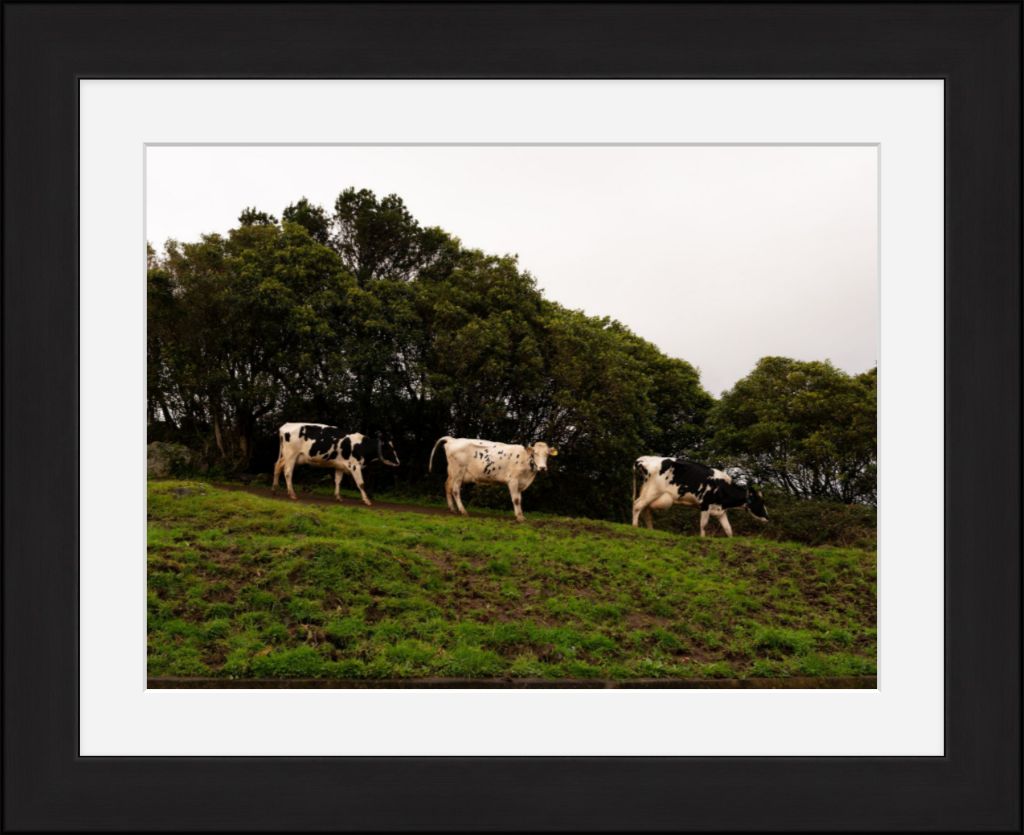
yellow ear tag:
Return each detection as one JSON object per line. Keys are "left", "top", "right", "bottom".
{"left": 550, "top": 449, "right": 558, "bottom": 457}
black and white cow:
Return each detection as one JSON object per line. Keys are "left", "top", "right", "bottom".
{"left": 272, "top": 423, "right": 400, "bottom": 504}
{"left": 632, "top": 456, "right": 768, "bottom": 536}
{"left": 429, "top": 436, "right": 557, "bottom": 521}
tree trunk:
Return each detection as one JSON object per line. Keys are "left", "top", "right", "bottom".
{"left": 212, "top": 411, "right": 226, "bottom": 458}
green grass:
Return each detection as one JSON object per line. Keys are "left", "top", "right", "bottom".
{"left": 226, "top": 472, "right": 564, "bottom": 518}
{"left": 148, "top": 480, "right": 876, "bottom": 681}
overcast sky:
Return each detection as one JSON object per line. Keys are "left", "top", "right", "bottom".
{"left": 146, "top": 144, "right": 877, "bottom": 396}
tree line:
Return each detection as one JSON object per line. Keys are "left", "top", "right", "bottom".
{"left": 148, "top": 188, "right": 876, "bottom": 519}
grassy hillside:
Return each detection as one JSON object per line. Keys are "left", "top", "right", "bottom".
{"left": 148, "top": 481, "right": 876, "bottom": 681}
{"left": 214, "top": 466, "right": 877, "bottom": 550}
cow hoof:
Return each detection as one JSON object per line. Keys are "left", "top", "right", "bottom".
{"left": 363, "top": 501, "right": 372, "bottom": 507}
{"left": 334, "top": 497, "right": 342, "bottom": 503}
{"left": 288, "top": 494, "right": 298, "bottom": 501}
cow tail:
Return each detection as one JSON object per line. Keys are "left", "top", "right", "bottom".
{"left": 428, "top": 436, "right": 449, "bottom": 473}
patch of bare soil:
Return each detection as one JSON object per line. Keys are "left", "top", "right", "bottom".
{"left": 624, "top": 611, "right": 674, "bottom": 629}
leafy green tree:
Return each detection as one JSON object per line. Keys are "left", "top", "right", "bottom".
{"left": 332, "top": 187, "right": 450, "bottom": 284}
{"left": 237, "top": 207, "right": 278, "bottom": 227}
{"left": 708, "top": 357, "right": 876, "bottom": 504}
{"left": 616, "top": 328, "right": 713, "bottom": 457}
{"left": 148, "top": 222, "right": 354, "bottom": 467}
{"left": 420, "top": 250, "right": 547, "bottom": 439}
{"left": 282, "top": 198, "right": 330, "bottom": 245}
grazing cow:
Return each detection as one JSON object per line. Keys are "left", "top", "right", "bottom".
{"left": 429, "top": 436, "right": 557, "bottom": 521}
{"left": 632, "top": 456, "right": 768, "bottom": 536}
{"left": 272, "top": 423, "right": 400, "bottom": 504}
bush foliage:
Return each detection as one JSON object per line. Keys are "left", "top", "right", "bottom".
{"left": 643, "top": 488, "right": 876, "bottom": 549}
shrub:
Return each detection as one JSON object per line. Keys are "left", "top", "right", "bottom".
{"left": 651, "top": 488, "right": 875, "bottom": 549}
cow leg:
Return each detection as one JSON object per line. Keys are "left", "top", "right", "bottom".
{"left": 444, "top": 475, "right": 456, "bottom": 513}
{"left": 349, "top": 463, "right": 372, "bottom": 506}
{"left": 283, "top": 453, "right": 298, "bottom": 501}
{"left": 631, "top": 496, "right": 648, "bottom": 527}
{"left": 272, "top": 455, "right": 284, "bottom": 492}
{"left": 632, "top": 487, "right": 660, "bottom": 528}
{"left": 508, "top": 482, "right": 524, "bottom": 522}
{"left": 716, "top": 510, "right": 733, "bottom": 537}
{"left": 699, "top": 510, "right": 710, "bottom": 537}
{"left": 333, "top": 468, "right": 344, "bottom": 502}
{"left": 452, "top": 476, "right": 468, "bottom": 516}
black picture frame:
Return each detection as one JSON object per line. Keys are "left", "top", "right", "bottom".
{"left": 3, "top": 2, "right": 1020, "bottom": 831}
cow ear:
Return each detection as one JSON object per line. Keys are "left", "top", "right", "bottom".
{"left": 549, "top": 448, "right": 558, "bottom": 457}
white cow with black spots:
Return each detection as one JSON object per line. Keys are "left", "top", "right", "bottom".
{"left": 272, "top": 423, "right": 400, "bottom": 505}
{"left": 632, "top": 455, "right": 768, "bottom": 536}
{"left": 428, "top": 436, "right": 557, "bottom": 521}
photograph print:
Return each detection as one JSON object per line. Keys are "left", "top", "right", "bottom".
{"left": 146, "top": 144, "right": 877, "bottom": 688}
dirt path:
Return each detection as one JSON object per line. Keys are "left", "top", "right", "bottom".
{"left": 215, "top": 482, "right": 453, "bottom": 516}
{"left": 213, "top": 482, "right": 652, "bottom": 536}
{"left": 206, "top": 482, "right": 726, "bottom": 541}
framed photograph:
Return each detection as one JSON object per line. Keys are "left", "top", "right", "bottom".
{"left": 4, "top": 2, "right": 1019, "bottom": 831}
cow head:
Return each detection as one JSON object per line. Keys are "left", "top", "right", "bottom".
{"left": 375, "top": 431, "right": 401, "bottom": 467}
{"left": 745, "top": 485, "right": 768, "bottom": 521}
{"left": 528, "top": 442, "right": 557, "bottom": 473}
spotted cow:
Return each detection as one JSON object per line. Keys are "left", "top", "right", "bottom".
{"left": 632, "top": 456, "right": 768, "bottom": 536}
{"left": 428, "top": 436, "right": 557, "bottom": 521}
{"left": 272, "top": 423, "right": 399, "bottom": 504}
